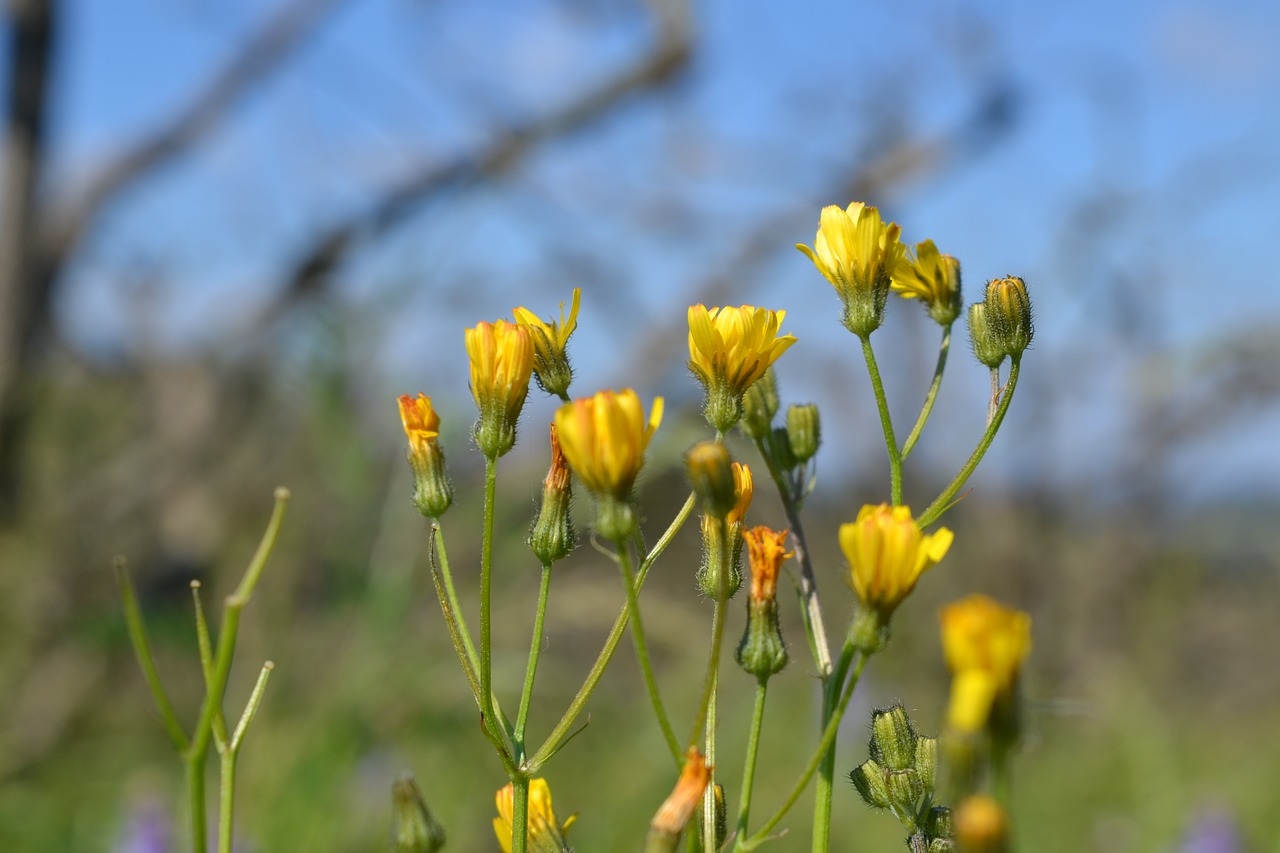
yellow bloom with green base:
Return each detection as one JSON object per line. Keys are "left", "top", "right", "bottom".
{"left": 466, "top": 319, "right": 535, "bottom": 458}
{"left": 687, "top": 304, "right": 796, "bottom": 432}
{"left": 494, "top": 779, "right": 575, "bottom": 853}
{"left": 796, "top": 202, "right": 906, "bottom": 337}
{"left": 840, "top": 504, "right": 953, "bottom": 651}
{"left": 892, "top": 239, "right": 962, "bottom": 326}
{"left": 514, "top": 288, "right": 581, "bottom": 398}
{"left": 554, "top": 388, "right": 663, "bottom": 540}
{"left": 396, "top": 393, "right": 452, "bottom": 518}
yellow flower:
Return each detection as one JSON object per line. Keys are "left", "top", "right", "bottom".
{"left": 514, "top": 288, "right": 581, "bottom": 397}
{"left": 839, "top": 504, "right": 953, "bottom": 621}
{"left": 796, "top": 202, "right": 906, "bottom": 337}
{"left": 744, "top": 525, "right": 790, "bottom": 605}
{"left": 554, "top": 389, "right": 663, "bottom": 540}
{"left": 493, "top": 779, "right": 575, "bottom": 853}
{"left": 940, "top": 595, "right": 1031, "bottom": 734}
{"left": 396, "top": 394, "right": 452, "bottom": 517}
{"left": 892, "top": 239, "right": 962, "bottom": 326}
{"left": 554, "top": 389, "right": 663, "bottom": 500}
{"left": 648, "top": 749, "right": 712, "bottom": 844}
{"left": 687, "top": 305, "right": 796, "bottom": 431}
{"left": 726, "top": 462, "right": 753, "bottom": 528}
{"left": 466, "top": 319, "right": 535, "bottom": 458}
{"left": 954, "top": 794, "right": 1010, "bottom": 853}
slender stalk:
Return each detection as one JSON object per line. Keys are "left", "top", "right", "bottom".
{"left": 618, "top": 541, "right": 682, "bottom": 765}
{"left": 515, "top": 563, "right": 554, "bottom": 751}
{"left": 702, "top": 672, "right": 719, "bottom": 853}
{"left": 115, "top": 559, "right": 188, "bottom": 752}
{"left": 527, "top": 494, "right": 695, "bottom": 771}
{"left": 738, "top": 652, "right": 868, "bottom": 852}
{"left": 917, "top": 359, "right": 1021, "bottom": 528}
{"left": 688, "top": 520, "right": 731, "bottom": 747}
{"left": 190, "top": 582, "right": 228, "bottom": 750}
{"left": 431, "top": 525, "right": 481, "bottom": 679}
{"left": 185, "top": 753, "right": 208, "bottom": 853}
{"left": 512, "top": 775, "right": 530, "bottom": 853}
{"left": 811, "top": 641, "right": 857, "bottom": 853}
{"left": 217, "top": 751, "right": 237, "bottom": 853}
{"left": 480, "top": 457, "right": 500, "bottom": 739}
{"left": 987, "top": 366, "right": 1000, "bottom": 426}
{"left": 752, "top": 438, "right": 831, "bottom": 678}
{"left": 860, "top": 335, "right": 903, "bottom": 505}
{"left": 735, "top": 678, "right": 770, "bottom": 843}
{"left": 901, "top": 326, "right": 952, "bottom": 459}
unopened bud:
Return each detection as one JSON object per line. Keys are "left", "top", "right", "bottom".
{"left": 391, "top": 774, "right": 446, "bottom": 853}
{"left": 849, "top": 759, "right": 892, "bottom": 809}
{"left": 967, "top": 304, "right": 1006, "bottom": 369}
{"left": 740, "top": 368, "right": 779, "bottom": 440}
{"left": 736, "top": 526, "right": 791, "bottom": 678}
{"left": 697, "top": 515, "right": 744, "bottom": 600}
{"left": 887, "top": 768, "right": 924, "bottom": 814}
{"left": 686, "top": 441, "right": 737, "bottom": 519}
{"left": 984, "top": 277, "right": 1033, "bottom": 360}
{"left": 397, "top": 394, "right": 454, "bottom": 518}
{"left": 924, "top": 806, "right": 953, "bottom": 841}
{"left": 529, "top": 424, "right": 576, "bottom": 564}
{"left": 954, "top": 795, "right": 1009, "bottom": 853}
{"left": 869, "top": 704, "right": 918, "bottom": 771}
{"left": 915, "top": 736, "right": 938, "bottom": 795}
{"left": 786, "top": 403, "right": 821, "bottom": 464}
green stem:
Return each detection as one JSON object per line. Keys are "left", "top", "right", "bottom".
{"left": 751, "top": 437, "right": 832, "bottom": 678}
{"left": 739, "top": 652, "right": 868, "bottom": 852}
{"left": 114, "top": 559, "right": 188, "bottom": 753}
{"left": 917, "top": 358, "right": 1021, "bottom": 528}
{"left": 511, "top": 775, "right": 530, "bottom": 853}
{"left": 901, "top": 325, "right": 952, "bottom": 459}
{"left": 185, "top": 753, "right": 208, "bottom": 853}
{"left": 480, "top": 457, "right": 500, "bottom": 739}
{"left": 527, "top": 493, "right": 695, "bottom": 771}
{"left": 618, "top": 541, "right": 682, "bottom": 765}
{"left": 811, "top": 641, "right": 857, "bottom": 853}
{"left": 190, "top": 582, "right": 228, "bottom": 750}
{"left": 217, "top": 751, "right": 237, "bottom": 853}
{"left": 702, "top": 671, "right": 718, "bottom": 853}
{"left": 735, "top": 678, "right": 770, "bottom": 844}
{"left": 515, "top": 563, "right": 554, "bottom": 752}
{"left": 860, "top": 335, "right": 903, "bottom": 505}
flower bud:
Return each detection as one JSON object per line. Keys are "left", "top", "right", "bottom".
{"left": 529, "top": 424, "right": 576, "bottom": 564}
{"left": 513, "top": 289, "right": 580, "bottom": 399}
{"left": 785, "top": 403, "right": 821, "bottom": 464}
{"left": 928, "top": 838, "right": 956, "bottom": 853}
{"left": 849, "top": 759, "right": 892, "bottom": 809}
{"left": 467, "top": 320, "right": 535, "bottom": 459}
{"left": 887, "top": 768, "right": 925, "bottom": 814}
{"left": 735, "top": 527, "right": 791, "bottom": 678}
{"left": 869, "top": 704, "right": 918, "bottom": 771}
{"left": 984, "top": 277, "right": 1034, "bottom": 361}
{"left": 924, "top": 806, "right": 953, "bottom": 841}
{"left": 397, "top": 394, "right": 453, "bottom": 518}
{"left": 914, "top": 735, "right": 939, "bottom": 795}
{"left": 967, "top": 304, "right": 1006, "bottom": 369}
{"left": 740, "top": 368, "right": 779, "bottom": 440}
{"left": 954, "top": 795, "right": 1009, "bottom": 853}
{"left": 697, "top": 515, "right": 744, "bottom": 600}
{"left": 686, "top": 441, "right": 737, "bottom": 519}
{"left": 392, "top": 774, "right": 446, "bottom": 853}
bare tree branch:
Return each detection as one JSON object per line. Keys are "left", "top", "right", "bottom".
{"left": 257, "top": 0, "right": 694, "bottom": 330}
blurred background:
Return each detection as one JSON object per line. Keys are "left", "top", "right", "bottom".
{"left": 2, "top": 0, "right": 1279, "bottom": 849}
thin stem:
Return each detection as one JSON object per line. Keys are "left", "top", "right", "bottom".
{"left": 702, "top": 671, "right": 719, "bottom": 853}
{"left": 114, "top": 559, "right": 188, "bottom": 753}
{"left": 735, "top": 678, "right": 770, "bottom": 844}
{"left": 217, "top": 751, "right": 237, "bottom": 853}
{"left": 431, "top": 524, "right": 481, "bottom": 676}
{"left": 191, "top": 582, "right": 228, "bottom": 751}
{"left": 185, "top": 753, "right": 208, "bottom": 853}
{"left": 527, "top": 494, "right": 695, "bottom": 771}
{"left": 739, "top": 652, "right": 869, "bottom": 852}
{"left": 752, "top": 437, "right": 831, "bottom": 678}
{"left": 811, "top": 641, "right": 857, "bottom": 853}
{"left": 917, "top": 359, "right": 1021, "bottom": 529}
{"left": 901, "top": 325, "right": 952, "bottom": 459}
{"left": 229, "top": 661, "right": 274, "bottom": 753}
{"left": 515, "top": 563, "right": 554, "bottom": 752}
{"left": 860, "top": 335, "right": 904, "bottom": 506}
{"left": 618, "top": 541, "right": 682, "bottom": 765}
{"left": 480, "top": 457, "right": 500, "bottom": 741}
{"left": 511, "top": 774, "right": 530, "bottom": 853}
{"left": 987, "top": 366, "right": 1000, "bottom": 426}
{"left": 687, "top": 521, "right": 731, "bottom": 747}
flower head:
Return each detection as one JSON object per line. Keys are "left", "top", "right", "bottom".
{"left": 983, "top": 276, "right": 1034, "bottom": 361}
{"left": 397, "top": 394, "right": 452, "bottom": 517}
{"left": 940, "top": 595, "right": 1031, "bottom": 734}
{"left": 648, "top": 749, "right": 712, "bottom": 847}
{"left": 688, "top": 304, "right": 796, "bottom": 431}
{"left": 744, "top": 525, "right": 790, "bottom": 605}
{"left": 514, "top": 288, "right": 581, "bottom": 398}
{"left": 493, "top": 778, "right": 575, "bottom": 853}
{"left": 554, "top": 388, "right": 663, "bottom": 540}
{"left": 796, "top": 202, "right": 906, "bottom": 337}
{"left": 466, "top": 320, "right": 535, "bottom": 458}
{"left": 840, "top": 505, "right": 953, "bottom": 647}
{"left": 892, "top": 239, "right": 962, "bottom": 326}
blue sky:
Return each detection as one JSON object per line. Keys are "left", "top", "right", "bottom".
{"left": 15, "top": 0, "right": 1280, "bottom": 503}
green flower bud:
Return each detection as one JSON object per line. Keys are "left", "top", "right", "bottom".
{"left": 849, "top": 759, "right": 892, "bottom": 809}
{"left": 398, "top": 395, "right": 454, "bottom": 518}
{"left": 697, "top": 515, "right": 744, "bottom": 600}
{"left": 391, "top": 774, "right": 446, "bottom": 853}
{"left": 915, "top": 736, "right": 939, "bottom": 795}
{"left": 740, "top": 368, "right": 779, "bottom": 440}
{"left": 928, "top": 838, "right": 956, "bottom": 853}
{"left": 869, "top": 704, "right": 918, "bottom": 771}
{"left": 887, "top": 768, "right": 925, "bottom": 815}
{"left": 925, "top": 806, "right": 953, "bottom": 841}
{"left": 785, "top": 403, "right": 821, "bottom": 464}
{"left": 736, "top": 598, "right": 787, "bottom": 678}
{"left": 984, "top": 277, "right": 1034, "bottom": 360}
{"left": 967, "top": 304, "right": 1006, "bottom": 369}
{"left": 686, "top": 441, "right": 738, "bottom": 519}
{"left": 529, "top": 425, "right": 576, "bottom": 564}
